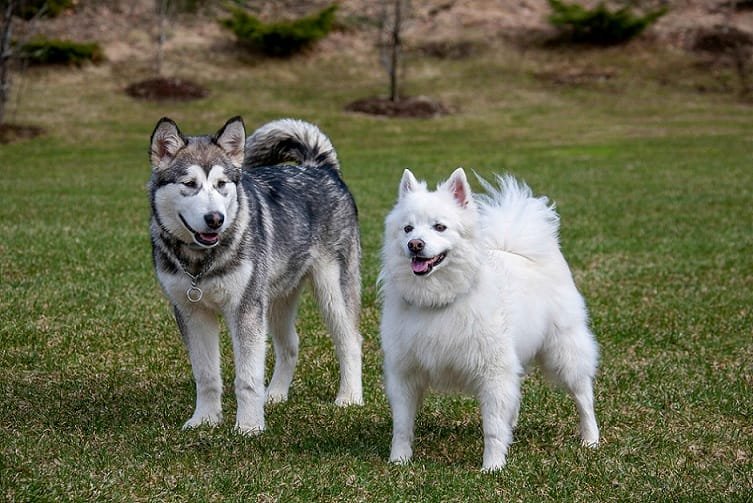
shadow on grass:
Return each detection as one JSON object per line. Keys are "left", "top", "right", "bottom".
{"left": 263, "top": 396, "right": 490, "bottom": 470}
{"left": 3, "top": 367, "right": 590, "bottom": 471}
{"left": 2, "top": 369, "right": 191, "bottom": 433}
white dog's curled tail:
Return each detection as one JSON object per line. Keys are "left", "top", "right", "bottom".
{"left": 244, "top": 118, "right": 340, "bottom": 172}
{"left": 475, "top": 174, "right": 561, "bottom": 261}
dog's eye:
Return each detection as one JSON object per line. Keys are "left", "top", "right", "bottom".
{"left": 217, "top": 180, "right": 227, "bottom": 189}
{"left": 182, "top": 180, "right": 197, "bottom": 189}
{"left": 433, "top": 223, "right": 447, "bottom": 232}
{"left": 403, "top": 225, "right": 414, "bottom": 234}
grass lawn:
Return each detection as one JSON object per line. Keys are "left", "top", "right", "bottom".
{"left": 1, "top": 41, "right": 751, "bottom": 501}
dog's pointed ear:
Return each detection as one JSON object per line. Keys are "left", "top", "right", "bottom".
{"left": 399, "top": 169, "right": 420, "bottom": 199}
{"left": 215, "top": 116, "right": 246, "bottom": 168}
{"left": 150, "top": 117, "right": 186, "bottom": 171}
{"left": 443, "top": 167, "right": 472, "bottom": 208}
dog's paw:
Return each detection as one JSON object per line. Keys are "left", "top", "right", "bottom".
{"left": 481, "top": 463, "right": 506, "bottom": 473}
{"left": 481, "top": 457, "right": 507, "bottom": 473}
{"left": 389, "top": 455, "right": 413, "bottom": 466}
{"left": 581, "top": 437, "right": 600, "bottom": 448}
{"left": 580, "top": 426, "right": 600, "bottom": 448}
{"left": 265, "top": 390, "right": 288, "bottom": 405}
{"left": 234, "top": 422, "right": 265, "bottom": 436}
{"left": 334, "top": 392, "right": 364, "bottom": 407}
{"left": 182, "top": 413, "right": 222, "bottom": 430}
{"left": 389, "top": 444, "right": 413, "bottom": 465}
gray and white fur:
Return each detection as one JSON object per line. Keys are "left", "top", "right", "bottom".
{"left": 148, "top": 116, "right": 363, "bottom": 434}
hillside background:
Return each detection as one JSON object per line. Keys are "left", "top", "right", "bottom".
{"left": 21, "top": 1, "right": 753, "bottom": 70}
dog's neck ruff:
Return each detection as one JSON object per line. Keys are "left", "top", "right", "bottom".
{"left": 400, "top": 294, "right": 454, "bottom": 310}
{"left": 394, "top": 268, "right": 480, "bottom": 310}
{"left": 153, "top": 218, "right": 215, "bottom": 303}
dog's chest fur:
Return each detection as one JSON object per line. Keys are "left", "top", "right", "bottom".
{"left": 386, "top": 293, "right": 513, "bottom": 393}
{"left": 159, "top": 262, "right": 253, "bottom": 313}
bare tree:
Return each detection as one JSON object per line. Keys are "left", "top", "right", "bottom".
{"left": 0, "top": 0, "right": 17, "bottom": 124}
{"left": 153, "top": 0, "right": 208, "bottom": 76}
{"left": 378, "top": 0, "right": 410, "bottom": 102}
{"left": 155, "top": 0, "right": 171, "bottom": 76}
{"left": 0, "top": 0, "right": 49, "bottom": 125}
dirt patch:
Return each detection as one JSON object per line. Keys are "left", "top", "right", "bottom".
{"left": 691, "top": 24, "right": 753, "bottom": 52}
{"left": 124, "top": 77, "right": 209, "bottom": 102}
{"left": 345, "top": 95, "right": 449, "bottom": 118}
{"left": 0, "top": 123, "right": 44, "bottom": 144}
{"left": 690, "top": 24, "right": 753, "bottom": 100}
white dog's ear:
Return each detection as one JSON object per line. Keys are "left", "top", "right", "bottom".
{"left": 215, "top": 116, "right": 246, "bottom": 168}
{"left": 150, "top": 117, "right": 186, "bottom": 171}
{"left": 399, "top": 169, "right": 420, "bottom": 199}
{"left": 444, "top": 167, "right": 472, "bottom": 208}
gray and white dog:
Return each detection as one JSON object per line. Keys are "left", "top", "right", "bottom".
{"left": 148, "top": 116, "right": 363, "bottom": 434}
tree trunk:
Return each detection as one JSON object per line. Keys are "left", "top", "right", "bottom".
{"left": 0, "top": 0, "right": 16, "bottom": 125}
{"left": 388, "top": 0, "right": 401, "bottom": 102}
{"left": 155, "top": 0, "right": 169, "bottom": 77}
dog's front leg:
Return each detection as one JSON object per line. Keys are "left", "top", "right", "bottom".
{"left": 478, "top": 376, "right": 521, "bottom": 472}
{"left": 176, "top": 306, "right": 223, "bottom": 429}
{"left": 228, "top": 301, "right": 268, "bottom": 435}
{"left": 386, "top": 369, "right": 426, "bottom": 465}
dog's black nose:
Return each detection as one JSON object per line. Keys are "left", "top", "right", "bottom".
{"left": 408, "top": 239, "right": 425, "bottom": 253}
{"left": 204, "top": 211, "right": 224, "bottom": 230}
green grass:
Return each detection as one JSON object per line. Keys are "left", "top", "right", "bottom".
{"left": 1, "top": 42, "right": 752, "bottom": 501}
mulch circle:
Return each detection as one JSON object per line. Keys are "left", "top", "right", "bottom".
{"left": 692, "top": 25, "right": 753, "bottom": 53}
{"left": 0, "top": 123, "right": 44, "bottom": 144}
{"left": 345, "top": 95, "right": 449, "bottom": 118}
{"left": 125, "top": 77, "right": 209, "bottom": 102}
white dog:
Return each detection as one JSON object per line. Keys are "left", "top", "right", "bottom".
{"left": 379, "top": 168, "right": 600, "bottom": 471}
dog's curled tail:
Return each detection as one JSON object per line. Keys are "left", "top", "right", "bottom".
{"left": 475, "top": 174, "right": 561, "bottom": 261}
{"left": 244, "top": 119, "right": 340, "bottom": 172}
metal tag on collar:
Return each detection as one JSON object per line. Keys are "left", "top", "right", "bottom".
{"left": 186, "top": 281, "right": 203, "bottom": 303}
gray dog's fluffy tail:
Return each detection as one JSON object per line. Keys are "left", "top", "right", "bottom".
{"left": 244, "top": 118, "right": 340, "bottom": 172}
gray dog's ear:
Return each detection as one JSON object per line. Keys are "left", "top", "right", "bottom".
{"left": 215, "top": 116, "right": 246, "bottom": 168}
{"left": 150, "top": 117, "right": 186, "bottom": 171}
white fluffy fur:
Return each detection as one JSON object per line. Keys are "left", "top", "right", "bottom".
{"left": 379, "top": 168, "right": 600, "bottom": 471}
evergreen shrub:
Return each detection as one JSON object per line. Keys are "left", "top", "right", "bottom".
{"left": 221, "top": 4, "right": 337, "bottom": 58}
{"left": 20, "top": 38, "right": 104, "bottom": 66}
{"left": 548, "top": 0, "right": 666, "bottom": 45}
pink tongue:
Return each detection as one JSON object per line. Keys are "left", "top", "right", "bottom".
{"left": 411, "top": 258, "right": 430, "bottom": 273}
{"left": 199, "top": 233, "right": 218, "bottom": 243}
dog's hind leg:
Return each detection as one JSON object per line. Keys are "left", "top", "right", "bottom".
{"left": 266, "top": 287, "right": 303, "bottom": 404}
{"left": 540, "top": 324, "right": 600, "bottom": 447}
{"left": 569, "top": 376, "right": 599, "bottom": 447}
{"left": 176, "top": 306, "right": 223, "bottom": 429}
{"left": 311, "top": 257, "right": 363, "bottom": 406}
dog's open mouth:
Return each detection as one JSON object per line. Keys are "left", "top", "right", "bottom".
{"left": 179, "top": 214, "right": 220, "bottom": 248}
{"left": 411, "top": 253, "right": 446, "bottom": 276}
{"left": 194, "top": 232, "right": 220, "bottom": 247}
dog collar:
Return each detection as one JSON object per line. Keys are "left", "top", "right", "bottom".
{"left": 173, "top": 254, "right": 212, "bottom": 303}
{"left": 183, "top": 270, "right": 204, "bottom": 303}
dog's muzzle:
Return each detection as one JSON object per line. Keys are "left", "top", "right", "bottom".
{"left": 179, "top": 213, "right": 221, "bottom": 248}
{"left": 407, "top": 240, "right": 446, "bottom": 275}
{"left": 410, "top": 253, "right": 446, "bottom": 275}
